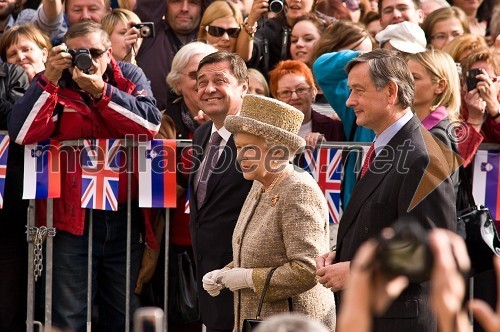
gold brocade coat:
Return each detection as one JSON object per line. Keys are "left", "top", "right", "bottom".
{"left": 230, "top": 168, "right": 336, "bottom": 331}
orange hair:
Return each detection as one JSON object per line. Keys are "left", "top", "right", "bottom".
{"left": 268, "top": 60, "right": 317, "bottom": 98}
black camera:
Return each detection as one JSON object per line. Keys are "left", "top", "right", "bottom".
{"left": 67, "top": 48, "right": 92, "bottom": 71}
{"left": 377, "top": 218, "right": 433, "bottom": 283}
{"left": 131, "top": 22, "right": 155, "bottom": 38}
{"left": 269, "top": 0, "right": 284, "bottom": 13}
{"left": 466, "top": 68, "right": 482, "bottom": 92}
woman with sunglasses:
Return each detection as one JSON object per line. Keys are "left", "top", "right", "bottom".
{"left": 198, "top": 0, "right": 244, "bottom": 53}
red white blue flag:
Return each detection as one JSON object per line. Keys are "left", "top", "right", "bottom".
{"left": 0, "top": 135, "right": 9, "bottom": 208}
{"left": 185, "top": 188, "right": 190, "bottom": 214}
{"left": 473, "top": 150, "right": 500, "bottom": 220}
{"left": 302, "top": 148, "right": 343, "bottom": 224}
{"left": 81, "top": 139, "right": 122, "bottom": 211}
{"left": 23, "top": 139, "right": 61, "bottom": 199}
{"left": 139, "top": 139, "right": 177, "bottom": 208}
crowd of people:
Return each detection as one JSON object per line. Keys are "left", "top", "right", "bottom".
{"left": 0, "top": 0, "right": 499, "bottom": 331}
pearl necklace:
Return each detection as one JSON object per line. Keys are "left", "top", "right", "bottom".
{"left": 262, "top": 170, "right": 285, "bottom": 193}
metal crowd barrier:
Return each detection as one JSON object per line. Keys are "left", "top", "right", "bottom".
{"left": 17, "top": 136, "right": 500, "bottom": 332}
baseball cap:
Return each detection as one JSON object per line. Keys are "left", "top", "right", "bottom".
{"left": 375, "top": 22, "right": 427, "bottom": 54}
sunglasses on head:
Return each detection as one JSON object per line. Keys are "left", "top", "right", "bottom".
{"left": 205, "top": 25, "right": 241, "bottom": 38}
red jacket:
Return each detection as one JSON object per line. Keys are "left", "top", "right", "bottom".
{"left": 9, "top": 59, "right": 162, "bottom": 248}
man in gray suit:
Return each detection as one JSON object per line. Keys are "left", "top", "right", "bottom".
{"left": 316, "top": 49, "right": 458, "bottom": 332}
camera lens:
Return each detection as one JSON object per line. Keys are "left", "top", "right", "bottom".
{"left": 140, "top": 26, "right": 151, "bottom": 38}
{"left": 269, "top": 0, "right": 283, "bottom": 13}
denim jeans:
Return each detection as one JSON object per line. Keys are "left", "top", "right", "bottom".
{"left": 51, "top": 205, "right": 144, "bottom": 332}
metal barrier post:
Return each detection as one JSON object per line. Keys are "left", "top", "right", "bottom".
{"left": 163, "top": 208, "right": 170, "bottom": 332}
{"left": 26, "top": 200, "right": 35, "bottom": 332}
{"left": 86, "top": 211, "right": 93, "bottom": 332}
{"left": 44, "top": 198, "right": 54, "bottom": 330}
{"left": 126, "top": 145, "right": 133, "bottom": 332}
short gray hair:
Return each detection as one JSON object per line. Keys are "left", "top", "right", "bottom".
{"left": 255, "top": 313, "right": 329, "bottom": 332}
{"left": 166, "top": 42, "right": 217, "bottom": 95}
{"left": 345, "top": 49, "right": 415, "bottom": 109}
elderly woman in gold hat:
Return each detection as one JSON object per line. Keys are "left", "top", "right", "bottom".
{"left": 202, "top": 94, "right": 336, "bottom": 331}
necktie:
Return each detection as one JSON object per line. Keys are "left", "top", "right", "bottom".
{"left": 196, "top": 131, "right": 223, "bottom": 207}
{"left": 360, "top": 143, "right": 375, "bottom": 179}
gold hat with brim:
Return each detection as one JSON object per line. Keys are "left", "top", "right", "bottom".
{"left": 224, "top": 94, "right": 306, "bottom": 153}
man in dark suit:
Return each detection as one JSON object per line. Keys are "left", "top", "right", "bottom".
{"left": 316, "top": 49, "right": 458, "bottom": 332}
{"left": 189, "top": 52, "right": 252, "bottom": 332}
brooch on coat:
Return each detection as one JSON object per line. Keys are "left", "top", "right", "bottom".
{"left": 271, "top": 194, "right": 280, "bottom": 206}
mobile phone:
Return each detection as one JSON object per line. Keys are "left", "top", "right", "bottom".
{"left": 466, "top": 68, "right": 482, "bottom": 92}
{"left": 133, "top": 307, "right": 163, "bottom": 332}
{"left": 131, "top": 22, "right": 155, "bottom": 38}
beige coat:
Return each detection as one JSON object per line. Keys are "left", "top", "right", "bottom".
{"left": 230, "top": 168, "right": 336, "bottom": 331}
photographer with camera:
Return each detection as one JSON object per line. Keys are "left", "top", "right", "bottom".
{"left": 461, "top": 47, "right": 500, "bottom": 144}
{"left": 8, "top": 21, "right": 161, "bottom": 332}
{"left": 101, "top": 8, "right": 146, "bottom": 64}
{"left": 237, "top": 0, "right": 321, "bottom": 77}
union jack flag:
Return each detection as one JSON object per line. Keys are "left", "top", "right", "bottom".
{"left": 302, "top": 148, "right": 343, "bottom": 224}
{"left": 81, "top": 139, "right": 122, "bottom": 211}
{"left": 0, "top": 135, "right": 9, "bottom": 209}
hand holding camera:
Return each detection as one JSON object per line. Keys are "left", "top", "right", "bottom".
{"left": 465, "top": 68, "right": 500, "bottom": 121}
{"left": 44, "top": 44, "right": 73, "bottom": 86}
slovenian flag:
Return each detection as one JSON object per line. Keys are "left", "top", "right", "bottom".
{"left": 81, "top": 139, "right": 122, "bottom": 211}
{"left": 473, "top": 150, "right": 500, "bottom": 220}
{"left": 139, "top": 139, "right": 177, "bottom": 208}
{"left": 0, "top": 135, "right": 10, "bottom": 208}
{"left": 23, "top": 139, "right": 61, "bottom": 199}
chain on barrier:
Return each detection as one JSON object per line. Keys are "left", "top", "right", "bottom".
{"left": 26, "top": 226, "right": 57, "bottom": 281}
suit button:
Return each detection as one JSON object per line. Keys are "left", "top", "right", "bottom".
{"left": 197, "top": 254, "right": 202, "bottom": 261}
{"left": 364, "top": 227, "right": 369, "bottom": 234}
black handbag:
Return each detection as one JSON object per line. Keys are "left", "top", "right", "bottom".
{"left": 242, "top": 268, "right": 293, "bottom": 332}
{"left": 168, "top": 251, "right": 200, "bottom": 324}
{"left": 457, "top": 166, "right": 500, "bottom": 275}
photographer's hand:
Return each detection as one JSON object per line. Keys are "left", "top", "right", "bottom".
{"left": 469, "top": 257, "right": 500, "bottom": 332}
{"left": 464, "top": 88, "right": 486, "bottom": 130}
{"left": 429, "top": 229, "right": 470, "bottom": 332}
{"left": 123, "top": 24, "right": 141, "bottom": 62}
{"left": 72, "top": 60, "right": 105, "bottom": 99}
{"left": 44, "top": 44, "right": 72, "bottom": 86}
{"left": 476, "top": 70, "right": 500, "bottom": 121}
{"left": 338, "top": 240, "right": 409, "bottom": 332}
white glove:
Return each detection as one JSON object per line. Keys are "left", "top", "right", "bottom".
{"left": 202, "top": 268, "right": 228, "bottom": 297}
{"left": 218, "top": 268, "right": 254, "bottom": 291}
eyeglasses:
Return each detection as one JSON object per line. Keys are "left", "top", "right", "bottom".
{"left": 181, "top": 70, "right": 197, "bottom": 80}
{"left": 89, "top": 48, "right": 108, "bottom": 59}
{"left": 276, "top": 86, "right": 311, "bottom": 99}
{"left": 430, "top": 31, "right": 463, "bottom": 41}
{"left": 205, "top": 25, "right": 241, "bottom": 38}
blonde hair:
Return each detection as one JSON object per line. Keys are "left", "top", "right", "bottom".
{"left": 407, "top": 49, "right": 461, "bottom": 121}
{"left": 101, "top": 8, "right": 141, "bottom": 36}
{"left": 422, "top": 6, "right": 470, "bottom": 44}
{"left": 0, "top": 23, "right": 51, "bottom": 62}
{"left": 198, "top": 0, "right": 243, "bottom": 42}
{"left": 248, "top": 68, "right": 270, "bottom": 97}
{"left": 442, "top": 33, "right": 487, "bottom": 62}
